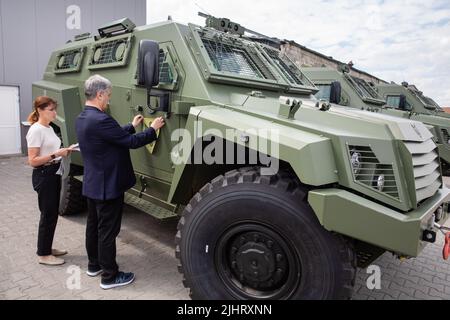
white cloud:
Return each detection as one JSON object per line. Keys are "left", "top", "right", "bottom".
{"left": 147, "top": 0, "right": 450, "bottom": 106}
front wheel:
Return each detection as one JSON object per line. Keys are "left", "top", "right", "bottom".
{"left": 176, "top": 167, "right": 356, "bottom": 300}
{"left": 441, "top": 159, "right": 450, "bottom": 176}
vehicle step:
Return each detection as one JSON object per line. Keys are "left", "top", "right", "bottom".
{"left": 124, "top": 193, "right": 178, "bottom": 221}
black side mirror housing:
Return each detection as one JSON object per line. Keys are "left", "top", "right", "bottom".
{"left": 398, "top": 94, "right": 407, "bottom": 110}
{"left": 329, "top": 81, "right": 342, "bottom": 104}
{"left": 138, "top": 40, "right": 160, "bottom": 88}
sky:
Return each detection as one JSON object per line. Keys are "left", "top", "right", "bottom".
{"left": 147, "top": 0, "right": 450, "bottom": 107}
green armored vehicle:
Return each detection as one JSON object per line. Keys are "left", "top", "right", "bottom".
{"left": 303, "top": 67, "right": 450, "bottom": 174}
{"left": 376, "top": 82, "right": 450, "bottom": 171}
{"left": 33, "top": 15, "right": 450, "bottom": 300}
{"left": 377, "top": 82, "right": 445, "bottom": 116}
{"left": 301, "top": 66, "right": 386, "bottom": 109}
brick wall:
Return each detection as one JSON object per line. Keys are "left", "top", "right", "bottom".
{"left": 282, "top": 43, "right": 384, "bottom": 84}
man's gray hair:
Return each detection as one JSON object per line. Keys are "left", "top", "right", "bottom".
{"left": 84, "top": 74, "right": 112, "bottom": 100}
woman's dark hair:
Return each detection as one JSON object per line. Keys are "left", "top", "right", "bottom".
{"left": 27, "top": 96, "right": 57, "bottom": 124}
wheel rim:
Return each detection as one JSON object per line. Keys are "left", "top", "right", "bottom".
{"left": 215, "top": 223, "right": 301, "bottom": 299}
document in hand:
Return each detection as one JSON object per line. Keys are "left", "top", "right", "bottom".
{"left": 69, "top": 143, "right": 80, "bottom": 151}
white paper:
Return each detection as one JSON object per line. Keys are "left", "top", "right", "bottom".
{"left": 69, "top": 143, "right": 80, "bottom": 151}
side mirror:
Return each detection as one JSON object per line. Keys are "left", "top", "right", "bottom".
{"left": 138, "top": 40, "right": 160, "bottom": 88}
{"left": 398, "top": 94, "right": 407, "bottom": 110}
{"left": 329, "top": 81, "right": 342, "bottom": 104}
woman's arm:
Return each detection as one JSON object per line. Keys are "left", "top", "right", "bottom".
{"left": 28, "top": 147, "right": 71, "bottom": 168}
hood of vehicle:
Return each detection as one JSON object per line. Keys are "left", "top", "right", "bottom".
{"left": 332, "top": 107, "right": 433, "bottom": 142}
{"left": 272, "top": 96, "right": 434, "bottom": 143}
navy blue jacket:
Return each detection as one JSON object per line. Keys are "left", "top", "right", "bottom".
{"left": 75, "top": 106, "right": 157, "bottom": 200}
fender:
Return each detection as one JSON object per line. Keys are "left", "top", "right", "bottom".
{"left": 168, "top": 105, "right": 339, "bottom": 202}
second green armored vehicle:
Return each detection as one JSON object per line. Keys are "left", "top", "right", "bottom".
{"left": 303, "top": 67, "right": 450, "bottom": 174}
{"left": 376, "top": 82, "right": 450, "bottom": 171}
{"left": 32, "top": 15, "right": 450, "bottom": 300}
{"left": 377, "top": 82, "right": 445, "bottom": 115}
{"left": 301, "top": 66, "right": 386, "bottom": 108}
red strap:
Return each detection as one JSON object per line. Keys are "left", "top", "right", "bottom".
{"left": 443, "top": 233, "right": 450, "bottom": 260}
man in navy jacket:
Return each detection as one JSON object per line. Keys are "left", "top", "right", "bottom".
{"left": 75, "top": 74, "right": 165, "bottom": 289}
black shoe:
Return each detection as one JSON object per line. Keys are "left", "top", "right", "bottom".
{"left": 100, "top": 271, "right": 135, "bottom": 290}
{"left": 86, "top": 267, "right": 103, "bottom": 277}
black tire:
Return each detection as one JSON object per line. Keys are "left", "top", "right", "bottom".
{"left": 441, "top": 160, "right": 450, "bottom": 177}
{"left": 59, "top": 175, "right": 87, "bottom": 216}
{"left": 176, "top": 167, "right": 356, "bottom": 300}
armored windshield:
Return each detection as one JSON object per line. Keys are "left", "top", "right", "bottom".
{"left": 407, "top": 87, "right": 441, "bottom": 110}
{"left": 257, "top": 45, "right": 318, "bottom": 91}
{"left": 202, "top": 38, "right": 266, "bottom": 79}
{"left": 261, "top": 46, "right": 305, "bottom": 85}
{"left": 350, "top": 76, "right": 379, "bottom": 99}
{"left": 187, "top": 23, "right": 317, "bottom": 94}
{"left": 345, "top": 75, "right": 385, "bottom": 105}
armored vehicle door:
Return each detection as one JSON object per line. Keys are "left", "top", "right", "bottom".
{"left": 131, "top": 41, "right": 185, "bottom": 184}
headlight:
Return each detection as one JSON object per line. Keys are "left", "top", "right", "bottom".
{"left": 350, "top": 150, "right": 361, "bottom": 174}
{"left": 376, "top": 174, "right": 385, "bottom": 192}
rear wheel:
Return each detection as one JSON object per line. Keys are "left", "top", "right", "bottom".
{"left": 176, "top": 167, "right": 356, "bottom": 300}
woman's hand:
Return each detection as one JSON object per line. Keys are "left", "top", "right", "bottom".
{"left": 28, "top": 147, "right": 71, "bottom": 167}
{"left": 150, "top": 117, "right": 165, "bottom": 130}
{"left": 55, "top": 148, "right": 71, "bottom": 157}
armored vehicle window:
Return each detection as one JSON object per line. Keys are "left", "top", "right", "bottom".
{"left": 153, "top": 43, "right": 180, "bottom": 91}
{"left": 315, "top": 84, "right": 331, "bottom": 101}
{"left": 350, "top": 76, "right": 379, "bottom": 99}
{"left": 159, "top": 50, "right": 174, "bottom": 84}
{"left": 408, "top": 88, "right": 430, "bottom": 107}
{"left": 386, "top": 95, "right": 412, "bottom": 110}
{"left": 262, "top": 47, "right": 304, "bottom": 85}
{"left": 187, "top": 24, "right": 316, "bottom": 93}
{"left": 88, "top": 34, "right": 132, "bottom": 70}
{"left": 253, "top": 43, "right": 317, "bottom": 93}
{"left": 422, "top": 96, "right": 441, "bottom": 110}
{"left": 201, "top": 38, "right": 265, "bottom": 79}
{"left": 54, "top": 48, "right": 85, "bottom": 74}
{"left": 386, "top": 95, "right": 400, "bottom": 108}
{"left": 91, "top": 39, "right": 127, "bottom": 64}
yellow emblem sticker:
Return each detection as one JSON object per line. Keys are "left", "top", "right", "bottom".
{"left": 143, "top": 117, "right": 160, "bottom": 154}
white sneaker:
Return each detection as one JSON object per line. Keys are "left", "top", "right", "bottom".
{"left": 86, "top": 268, "right": 103, "bottom": 277}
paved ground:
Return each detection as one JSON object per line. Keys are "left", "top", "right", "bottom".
{"left": 1, "top": 156, "right": 450, "bottom": 300}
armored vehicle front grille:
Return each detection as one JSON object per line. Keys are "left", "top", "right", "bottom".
{"left": 348, "top": 145, "right": 399, "bottom": 199}
{"left": 404, "top": 139, "right": 441, "bottom": 203}
{"left": 263, "top": 47, "right": 304, "bottom": 85}
{"left": 201, "top": 38, "right": 265, "bottom": 79}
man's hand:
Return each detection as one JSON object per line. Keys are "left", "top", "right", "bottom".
{"left": 132, "top": 115, "right": 144, "bottom": 128}
{"left": 150, "top": 117, "right": 165, "bottom": 130}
